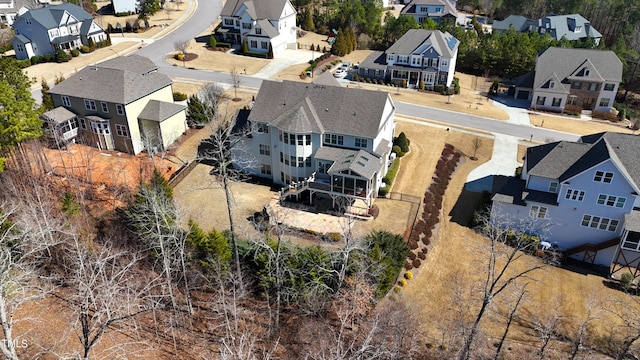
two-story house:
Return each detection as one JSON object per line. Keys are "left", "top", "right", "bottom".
{"left": 46, "top": 55, "right": 187, "bottom": 154}
{"left": 111, "top": 0, "right": 137, "bottom": 14}
{"left": 512, "top": 47, "right": 621, "bottom": 113}
{"left": 400, "top": 0, "right": 458, "bottom": 25}
{"left": 228, "top": 76, "right": 396, "bottom": 210}
{"left": 493, "top": 14, "right": 602, "bottom": 45}
{"left": 358, "top": 29, "right": 458, "bottom": 88}
{"left": 12, "top": 3, "right": 106, "bottom": 60}
{"left": 0, "top": 0, "right": 36, "bottom": 26}
{"left": 215, "top": 0, "right": 296, "bottom": 56}
{"left": 491, "top": 132, "right": 640, "bottom": 278}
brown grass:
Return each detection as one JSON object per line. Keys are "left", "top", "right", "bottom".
{"left": 529, "top": 112, "right": 633, "bottom": 136}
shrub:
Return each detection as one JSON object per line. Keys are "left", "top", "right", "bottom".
{"left": 401, "top": 79, "right": 407, "bottom": 88}
{"left": 452, "top": 77, "right": 460, "bottom": 94}
{"left": 43, "top": 53, "right": 55, "bottom": 62}
{"left": 70, "top": 49, "right": 80, "bottom": 57}
{"left": 592, "top": 110, "right": 619, "bottom": 122}
{"left": 15, "top": 59, "right": 31, "bottom": 68}
{"left": 368, "top": 205, "right": 379, "bottom": 218}
{"left": 412, "top": 258, "right": 421, "bottom": 268}
{"left": 434, "top": 84, "right": 445, "bottom": 93}
{"left": 56, "top": 49, "right": 69, "bottom": 63}
{"left": 398, "top": 279, "right": 407, "bottom": 287}
{"left": 174, "top": 53, "right": 184, "bottom": 60}
{"left": 394, "top": 285, "right": 402, "bottom": 293}
{"left": 621, "top": 272, "right": 635, "bottom": 293}
{"left": 515, "top": 166, "right": 523, "bottom": 177}
{"left": 382, "top": 158, "right": 400, "bottom": 187}
{"left": 418, "top": 80, "right": 425, "bottom": 90}
{"left": 173, "top": 91, "right": 188, "bottom": 101}
{"left": 208, "top": 35, "right": 217, "bottom": 48}
{"left": 244, "top": 51, "right": 268, "bottom": 59}
{"left": 395, "top": 132, "right": 410, "bottom": 153}
{"left": 404, "top": 271, "right": 413, "bottom": 280}
{"left": 79, "top": 45, "right": 91, "bottom": 53}
{"left": 30, "top": 56, "right": 41, "bottom": 65}
{"left": 563, "top": 104, "right": 582, "bottom": 116}
{"left": 216, "top": 42, "right": 231, "bottom": 48}
{"left": 392, "top": 145, "right": 404, "bottom": 157}
{"left": 326, "top": 232, "right": 342, "bottom": 242}
{"left": 378, "top": 185, "right": 390, "bottom": 197}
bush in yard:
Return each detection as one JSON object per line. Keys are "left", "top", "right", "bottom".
{"left": 395, "top": 132, "right": 410, "bottom": 153}
{"left": 620, "top": 272, "right": 635, "bottom": 293}
{"left": 392, "top": 145, "right": 404, "bottom": 157}
{"left": 419, "top": 80, "right": 425, "bottom": 90}
{"left": 412, "top": 258, "right": 421, "bottom": 268}
{"left": 418, "top": 251, "right": 426, "bottom": 260}
{"left": 208, "top": 35, "right": 217, "bottom": 48}
{"left": 434, "top": 84, "right": 444, "bottom": 93}
{"left": 382, "top": 158, "right": 400, "bottom": 187}
{"left": 56, "top": 49, "right": 69, "bottom": 63}
{"left": 173, "top": 91, "right": 188, "bottom": 101}
{"left": 404, "top": 271, "right": 413, "bottom": 280}
{"left": 398, "top": 279, "right": 407, "bottom": 287}
{"left": 174, "top": 53, "right": 183, "bottom": 60}
{"left": 326, "top": 232, "right": 342, "bottom": 242}
{"left": 70, "top": 49, "right": 80, "bottom": 57}
{"left": 79, "top": 45, "right": 91, "bottom": 53}
{"left": 401, "top": 79, "right": 407, "bottom": 88}
{"left": 408, "top": 252, "right": 417, "bottom": 260}
{"left": 405, "top": 260, "right": 413, "bottom": 270}
{"left": 453, "top": 76, "right": 460, "bottom": 94}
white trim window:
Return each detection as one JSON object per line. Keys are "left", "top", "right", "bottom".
{"left": 355, "top": 138, "right": 368, "bottom": 148}
{"left": 62, "top": 96, "right": 71, "bottom": 107}
{"left": 115, "top": 124, "right": 129, "bottom": 138}
{"left": 79, "top": 118, "right": 87, "bottom": 130}
{"left": 116, "top": 104, "right": 125, "bottom": 115}
{"left": 548, "top": 181, "right": 558, "bottom": 193}
{"left": 581, "top": 214, "right": 619, "bottom": 231}
{"left": 622, "top": 233, "right": 640, "bottom": 251}
{"left": 84, "top": 99, "right": 97, "bottom": 111}
{"left": 565, "top": 189, "right": 585, "bottom": 201}
{"left": 529, "top": 205, "right": 548, "bottom": 219}
{"left": 597, "top": 194, "right": 626, "bottom": 208}
{"left": 324, "top": 133, "right": 343, "bottom": 146}
{"left": 260, "top": 164, "right": 271, "bottom": 175}
{"left": 259, "top": 144, "right": 270, "bottom": 156}
{"left": 101, "top": 102, "right": 108, "bottom": 113}
{"left": 593, "top": 170, "right": 613, "bottom": 183}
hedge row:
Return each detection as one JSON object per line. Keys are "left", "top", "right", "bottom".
{"left": 378, "top": 158, "right": 400, "bottom": 196}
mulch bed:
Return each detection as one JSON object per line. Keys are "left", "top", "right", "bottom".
{"left": 182, "top": 53, "right": 198, "bottom": 61}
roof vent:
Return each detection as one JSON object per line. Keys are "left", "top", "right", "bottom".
{"left": 325, "top": 108, "right": 329, "bottom": 112}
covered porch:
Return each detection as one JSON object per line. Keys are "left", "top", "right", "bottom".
{"left": 610, "top": 212, "right": 640, "bottom": 280}
{"left": 41, "top": 107, "right": 79, "bottom": 147}
{"left": 51, "top": 34, "right": 81, "bottom": 51}
{"left": 216, "top": 28, "right": 241, "bottom": 44}
{"left": 390, "top": 67, "right": 420, "bottom": 86}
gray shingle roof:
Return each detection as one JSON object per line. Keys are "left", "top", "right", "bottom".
{"left": 221, "top": 0, "right": 290, "bottom": 21}
{"left": 492, "top": 177, "right": 559, "bottom": 206}
{"left": 359, "top": 51, "right": 388, "bottom": 70}
{"left": 138, "top": 100, "right": 186, "bottom": 123}
{"left": 314, "top": 147, "right": 381, "bottom": 179}
{"left": 248, "top": 80, "right": 393, "bottom": 139}
{"left": 524, "top": 132, "right": 640, "bottom": 189}
{"left": 256, "top": 18, "right": 278, "bottom": 38}
{"left": 41, "top": 106, "right": 76, "bottom": 124}
{"left": 48, "top": 56, "right": 173, "bottom": 104}
{"left": 537, "top": 14, "right": 602, "bottom": 42}
{"left": 97, "top": 54, "right": 158, "bottom": 74}
{"left": 625, "top": 211, "right": 640, "bottom": 233}
{"left": 20, "top": 3, "right": 92, "bottom": 29}
{"left": 400, "top": 0, "right": 457, "bottom": 18}
{"left": 492, "top": 15, "right": 531, "bottom": 33}
{"left": 386, "top": 29, "right": 458, "bottom": 58}
{"left": 532, "top": 47, "right": 622, "bottom": 91}
{"left": 311, "top": 71, "right": 341, "bottom": 87}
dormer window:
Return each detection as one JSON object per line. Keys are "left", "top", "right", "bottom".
{"left": 575, "top": 26, "right": 582, "bottom": 32}
{"left": 256, "top": 28, "right": 262, "bottom": 35}
{"left": 549, "top": 81, "right": 555, "bottom": 88}
{"left": 584, "top": 69, "right": 590, "bottom": 77}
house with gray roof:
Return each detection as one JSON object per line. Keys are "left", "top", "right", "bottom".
{"left": 46, "top": 54, "right": 186, "bottom": 154}
{"left": 492, "top": 13, "right": 601, "bottom": 45}
{"left": 230, "top": 79, "right": 396, "bottom": 210}
{"left": 0, "top": 0, "right": 38, "bottom": 26}
{"left": 400, "top": 0, "right": 458, "bottom": 25}
{"left": 512, "top": 47, "right": 621, "bottom": 113}
{"left": 358, "top": 29, "right": 459, "bottom": 88}
{"left": 11, "top": 3, "right": 106, "bottom": 60}
{"left": 491, "top": 132, "right": 640, "bottom": 278}
{"left": 215, "top": 0, "right": 296, "bottom": 56}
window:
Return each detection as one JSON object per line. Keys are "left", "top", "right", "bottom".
{"left": 549, "top": 81, "right": 555, "bottom": 88}
{"left": 565, "top": 189, "right": 585, "bottom": 201}
{"left": 283, "top": 132, "right": 289, "bottom": 144}
{"left": 115, "top": 124, "right": 128, "bottom": 137}
{"left": 355, "top": 138, "right": 368, "bottom": 148}
{"left": 599, "top": 98, "right": 610, "bottom": 107}
{"left": 604, "top": 83, "right": 615, "bottom": 91}
{"left": 568, "top": 95, "right": 578, "bottom": 105}
{"left": 242, "top": 23, "right": 251, "bottom": 29}
{"left": 250, "top": 40, "right": 257, "bottom": 48}
{"left": 548, "top": 181, "right": 558, "bottom": 193}
{"left": 529, "top": 205, "right": 548, "bottom": 219}
{"left": 584, "top": 69, "right": 590, "bottom": 77}
{"left": 588, "top": 83, "right": 598, "bottom": 91}
{"left": 15, "top": 43, "right": 24, "bottom": 52}
{"left": 84, "top": 99, "right": 96, "bottom": 111}
{"left": 536, "top": 96, "right": 546, "bottom": 105}
{"left": 297, "top": 134, "right": 304, "bottom": 146}
{"left": 261, "top": 41, "right": 268, "bottom": 49}
{"left": 324, "top": 133, "right": 344, "bottom": 145}
{"left": 290, "top": 155, "right": 297, "bottom": 167}
{"left": 260, "top": 164, "right": 271, "bottom": 175}
{"left": 305, "top": 157, "right": 311, "bottom": 167}
{"left": 62, "top": 96, "right": 71, "bottom": 107}
{"left": 594, "top": 170, "right": 613, "bottom": 183}
{"left": 581, "top": 214, "right": 619, "bottom": 231}
{"left": 259, "top": 144, "right": 270, "bottom": 156}
{"left": 571, "top": 82, "right": 582, "bottom": 89}
{"left": 305, "top": 134, "right": 311, "bottom": 145}
{"left": 318, "top": 160, "right": 331, "bottom": 174}
{"left": 297, "top": 156, "right": 304, "bottom": 167}
{"left": 441, "top": 59, "right": 448, "bottom": 66}
{"left": 116, "top": 104, "right": 124, "bottom": 115}
{"left": 224, "top": 18, "right": 234, "bottom": 26}
{"left": 597, "top": 194, "right": 626, "bottom": 208}
{"left": 257, "top": 123, "right": 269, "bottom": 133}
{"left": 622, "top": 232, "right": 640, "bottom": 251}
{"left": 255, "top": 28, "right": 262, "bottom": 35}
{"left": 79, "top": 118, "right": 87, "bottom": 130}
{"left": 552, "top": 98, "right": 561, "bottom": 107}
{"left": 101, "top": 102, "right": 108, "bottom": 113}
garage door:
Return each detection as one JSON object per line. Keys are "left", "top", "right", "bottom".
{"left": 516, "top": 90, "right": 529, "bottom": 99}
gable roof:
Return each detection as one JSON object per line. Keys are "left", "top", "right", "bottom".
{"left": 492, "top": 15, "right": 532, "bottom": 33}
{"left": 400, "top": 0, "right": 458, "bottom": 18}
{"left": 48, "top": 55, "right": 172, "bottom": 104}
{"left": 525, "top": 132, "right": 640, "bottom": 189}
{"left": 248, "top": 80, "right": 392, "bottom": 139}
{"left": 41, "top": 106, "right": 76, "bottom": 124}
{"left": 315, "top": 147, "right": 381, "bottom": 180}
{"left": 532, "top": 47, "right": 622, "bottom": 91}
{"left": 221, "top": 0, "right": 291, "bottom": 21}
{"left": 537, "top": 14, "right": 602, "bottom": 41}
{"left": 386, "top": 29, "right": 458, "bottom": 58}
{"left": 311, "top": 71, "right": 341, "bottom": 87}
{"left": 139, "top": 100, "right": 186, "bottom": 122}
{"left": 18, "top": 3, "right": 93, "bottom": 29}
{"left": 97, "top": 54, "right": 158, "bottom": 74}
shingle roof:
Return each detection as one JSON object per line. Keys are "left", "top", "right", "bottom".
{"left": 20, "top": 3, "right": 92, "bottom": 29}
{"left": 492, "top": 15, "right": 531, "bottom": 32}
{"left": 97, "top": 54, "right": 158, "bottom": 74}
{"left": 41, "top": 106, "right": 76, "bottom": 124}
{"left": 532, "top": 47, "right": 622, "bottom": 91}
{"left": 221, "top": 0, "right": 291, "bottom": 21}
{"left": 537, "top": 14, "right": 602, "bottom": 42}
{"left": 256, "top": 18, "right": 279, "bottom": 38}
{"left": 524, "top": 132, "right": 640, "bottom": 189}
{"left": 315, "top": 147, "right": 381, "bottom": 179}
{"left": 138, "top": 100, "right": 186, "bottom": 122}
{"left": 248, "top": 80, "right": 393, "bottom": 139}
{"left": 400, "top": 0, "right": 457, "bottom": 18}
{"left": 359, "top": 51, "right": 388, "bottom": 70}
{"left": 49, "top": 56, "right": 172, "bottom": 104}
{"left": 624, "top": 211, "right": 640, "bottom": 233}
{"left": 492, "top": 177, "right": 559, "bottom": 206}
{"left": 386, "top": 29, "right": 458, "bottom": 58}
{"left": 311, "top": 71, "right": 341, "bottom": 87}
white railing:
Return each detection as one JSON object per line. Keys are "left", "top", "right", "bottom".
{"left": 279, "top": 172, "right": 316, "bottom": 199}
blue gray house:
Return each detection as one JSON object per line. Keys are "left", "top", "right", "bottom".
{"left": 491, "top": 132, "right": 640, "bottom": 278}
{"left": 12, "top": 3, "right": 106, "bottom": 60}
{"left": 492, "top": 14, "right": 602, "bottom": 45}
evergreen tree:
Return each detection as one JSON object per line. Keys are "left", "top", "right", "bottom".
{"left": 137, "top": 0, "right": 161, "bottom": 28}
{"left": 348, "top": 26, "right": 357, "bottom": 52}
{"left": 40, "top": 78, "right": 54, "bottom": 111}
{"left": 242, "top": 39, "right": 249, "bottom": 53}
{"left": 302, "top": 8, "right": 315, "bottom": 32}
{"left": 208, "top": 35, "right": 217, "bottom": 48}
{"left": 268, "top": 42, "right": 274, "bottom": 59}
{"left": 395, "top": 132, "right": 410, "bottom": 153}
{"left": 186, "top": 95, "right": 208, "bottom": 126}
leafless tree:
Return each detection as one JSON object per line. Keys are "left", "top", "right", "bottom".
{"left": 471, "top": 137, "right": 483, "bottom": 160}
{"left": 493, "top": 282, "right": 528, "bottom": 360}
{"left": 174, "top": 39, "right": 190, "bottom": 55}
{"left": 197, "top": 82, "right": 256, "bottom": 290}
{"left": 603, "top": 294, "right": 640, "bottom": 360}
{"left": 457, "top": 214, "right": 548, "bottom": 360}
{"left": 230, "top": 66, "right": 241, "bottom": 101}
{"left": 66, "top": 238, "right": 157, "bottom": 360}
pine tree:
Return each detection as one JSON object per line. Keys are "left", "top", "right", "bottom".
{"left": 186, "top": 95, "right": 208, "bottom": 126}
{"left": 302, "top": 8, "right": 315, "bottom": 32}
{"left": 348, "top": 27, "right": 357, "bottom": 52}
{"left": 268, "top": 42, "right": 274, "bottom": 59}
{"left": 242, "top": 39, "right": 248, "bottom": 53}
{"left": 41, "top": 78, "right": 54, "bottom": 111}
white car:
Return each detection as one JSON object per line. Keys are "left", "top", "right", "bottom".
{"left": 341, "top": 61, "right": 351, "bottom": 71}
{"left": 333, "top": 69, "right": 346, "bottom": 78}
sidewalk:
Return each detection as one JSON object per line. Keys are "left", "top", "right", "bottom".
{"left": 252, "top": 48, "right": 317, "bottom": 79}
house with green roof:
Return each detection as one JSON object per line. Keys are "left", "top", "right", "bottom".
{"left": 46, "top": 55, "right": 187, "bottom": 154}
{"left": 491, "top": 132, "right": 640, "bottom": 278}
{"left": 12, "top": 3, "right": 106, "bottom": 60}
{"left": 229, "top": 78, "right": 396, "bottom": 210}
{"left": 512, "top": 47, "right": 622, "bottom": 113}
{"left": 357, "top": 29, "right": 459, "bottom": 88}
{"left": 216, "top": 0, "right": 297, "bottom": 56}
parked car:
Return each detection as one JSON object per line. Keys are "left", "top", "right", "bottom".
{"left": 341, "top": 61, "right": 351, "bottom": 71}
{"left": 333, "top": 69, "right": 346, "bottom": 78}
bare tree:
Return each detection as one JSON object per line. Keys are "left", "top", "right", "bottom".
{"left": 230, "top": 66, "right": 241, "bottom": 101}
{"left": 174, "top": 39, "right": 190, "bottom": 54}
{"left": 66, "top": 238, "right": 156, "bottom": 360}
{"left": 567, "top": 292, "right": 600, "bottom": 360}
{"left": 493, "top": 282, "right": 528, "bottom": 360}
{"left": 529, "top": 295, "right": 563, "bottom": 360}
{"left": 471, "top": 137, "right": 483, "bottom": 160}
{"left": 197, "top": 83, "right": 256, "bottom": 290}
{"left": 457, "top": 214, "right": 547, "bottom": 360}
